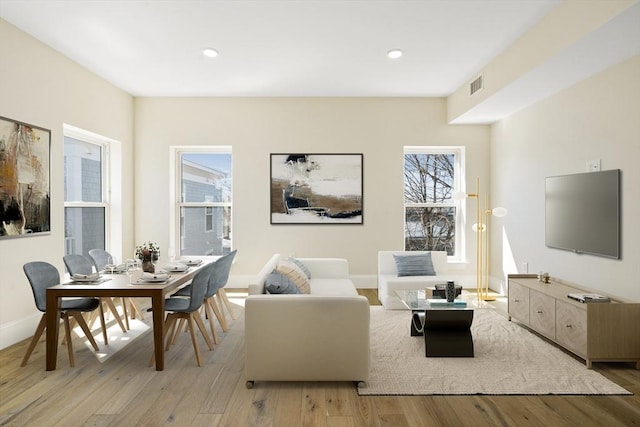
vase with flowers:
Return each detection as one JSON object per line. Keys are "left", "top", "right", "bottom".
{"left": 135, "top": 241, "right": 160, "bottom": 273}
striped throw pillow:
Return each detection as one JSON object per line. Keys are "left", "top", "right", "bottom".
{"left": 275, "top": 259, "right": 311, "bottom": 294}
{"left": 393, "top": 253, "right": 436, "bottom": 277}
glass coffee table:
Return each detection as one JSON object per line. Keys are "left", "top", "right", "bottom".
{"left": 395, "top": 289, "right": 475, "bottom": 357}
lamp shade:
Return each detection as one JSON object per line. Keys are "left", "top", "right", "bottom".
{"left": 472, "top": 223, "right": 486, "bottom": 232}
{"left": 492, "top": 206, "right": 508, "bottom": 217}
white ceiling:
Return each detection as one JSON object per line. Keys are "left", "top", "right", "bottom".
{"left": 2, "top": 0, "right": 639, "bottom": 123}
{"left": 0, "top": 0, "right": 559, "bottom": 97}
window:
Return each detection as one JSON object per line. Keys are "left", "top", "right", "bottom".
{"left": 63, "top": 134, "right": 108, "bottom": 256}
{"left": 403, "top": 147, "right": 464, "bottom": 259}
{"left": 174, "top": 148, "right": 232, "bottom": 257}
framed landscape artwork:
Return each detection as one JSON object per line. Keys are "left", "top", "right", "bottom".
{"left": 270, "top": 153, "right": 363, "bottom": 224}
{"left": 0, "top": 116, "right": 51, "bottom": 239}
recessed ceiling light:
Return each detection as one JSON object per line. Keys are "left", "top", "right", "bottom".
{"left": 387, "top": 49, "right": 403, "bottom": 59}
{"left": 203, "top": 48, "right": 218, "bottom": 58}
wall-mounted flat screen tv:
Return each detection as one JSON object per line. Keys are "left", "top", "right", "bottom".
{"left": 545, "top": 169, "right": 620, "bottom": 259}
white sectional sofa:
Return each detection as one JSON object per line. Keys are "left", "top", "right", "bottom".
{"left": 245, "top": 254, "right": 370, "bottom": 387}
{"left": 378, "top": 250, "right": 456, "bottom": 309}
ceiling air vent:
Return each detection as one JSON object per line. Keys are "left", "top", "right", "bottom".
{"left": 470, "top": 74, "right": 483, "bottom": 95}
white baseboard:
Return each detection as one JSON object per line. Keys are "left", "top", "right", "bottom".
{"left": 0, "top": 312, "right": 41, "bottom": 351}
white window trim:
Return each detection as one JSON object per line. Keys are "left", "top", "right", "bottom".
{"left": 169, "top": 145, "right": 232, "bottom": 259}
{"left": 63, "top": 124, "right": 122, "bottom": 260}
{"left": 403, "top": 146, "right": 466, "bottom": 263}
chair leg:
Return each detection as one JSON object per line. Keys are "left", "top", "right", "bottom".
{"left": 98, "top": 303, "right": 108, "bottom": 345}
{"left": 204, "top": 298, "right": 220, "bottom": 344}
{"left": 104, "top": 298, "right": 127, "bottom": 333}
{"left": 71, "top": 312, "right": 100, "bottom": 352}
{"left": 170, "top": 318, "right": 187, "bottom": 346}
{"left": 164, "top": 314, "right": 179, "bottom": 351}
{"left": 120, "top": 298, "right": 130, "bottom": 330}
{"left": 88, "top": 309, "right": 99, "bottom": 329}
{"left": 217, "top": 288, "right": 236, "bottom": 320}
{"left": 62, "top": 314, "right": 75, "bottom": 367}
{"left": 210, "top": 296, "right": 228, "bottom": 333}
{"left": 128, "top": 298, "right": 144, "bottom": 320}
{"left": 193, "top": 310, "right": 214, "bottom": 351}
{"left": 186, "top": 315, "right": 203, "bottom": 367}
{"left": 20, "top": 315, "right": 46, "bottom": 367}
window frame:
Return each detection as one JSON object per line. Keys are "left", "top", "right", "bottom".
{"left": 170, "top": 146, "right": 232, "bottom": 259}
{"left": 63, "top": 126, "right": 111, "bottom": 256}
{"left": 403, "top": 146, "right": 466, "bottom": 262}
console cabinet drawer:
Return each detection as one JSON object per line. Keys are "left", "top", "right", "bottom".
{"left": 508, "top": 281, "right": 529, "bottom": 324}
{"left": 529, "top": 290, "right": 556, "bottom": 339}
{"left": 555, "top": 300, "right": 587, "bottom": 357}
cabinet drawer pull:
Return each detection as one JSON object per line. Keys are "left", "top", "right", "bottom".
{"left": 565, "top": 324, "right": 572, "bottom": 328}
{"left": 514, "top": 299, "right": 520, "bottom": 303}
{"left": 536, "top": 310, "right": 543, "bottom": 314}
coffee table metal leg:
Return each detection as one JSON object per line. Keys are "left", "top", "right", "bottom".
{"left": 411, "top": 311, "right": 425, "bottom": 336}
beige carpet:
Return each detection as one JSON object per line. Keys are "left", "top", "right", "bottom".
{"left": 358, "top": 306, "right": 631, "bottom": 395}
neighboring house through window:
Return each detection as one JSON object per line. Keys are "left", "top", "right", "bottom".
{"left": 403, "top": 146, "right": 465, "bottom": 261}
{"left": 172, "top": 147, "right": 232, "bottom": 257}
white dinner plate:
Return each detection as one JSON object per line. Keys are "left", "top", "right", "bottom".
{"left": 162, "top": 264, "right": 188, "bottom": 272}
{"left": 71, "top": 275, "right": 102, "bottom": 282}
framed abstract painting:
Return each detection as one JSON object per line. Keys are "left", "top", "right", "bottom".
{"left": 0, "top": 116, "right": 51, "bottom": 238}
{"left": 270, "top": 153, "right": 363, "bottom": 224}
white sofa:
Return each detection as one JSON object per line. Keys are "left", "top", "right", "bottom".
{"left": 378, "top": 250, "right": 456, "bottom": 309}
{"left": 245, "top": 254, "right": 370, "bottom": 387}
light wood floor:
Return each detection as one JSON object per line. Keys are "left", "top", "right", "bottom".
{"left": 1, "top": 289, "right": 639, "bottom": 426}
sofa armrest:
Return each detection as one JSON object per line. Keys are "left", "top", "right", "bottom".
{"left": 244, "top": 295, "right": 370, "bottom": 382}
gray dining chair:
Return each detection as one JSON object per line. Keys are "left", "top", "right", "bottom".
{"left": 171, "top": 250, "right": 237, "bottom": 344}
{"left": 88, "top": 248, "right": 144, "bottom": 322}
{"left": 63, "top": 254, "right": 127, "bottom": 338}
{"left": 150, "top": 263, "right": 215, "bottom": 367}
{"left": 88, "top": 248, "right": 111, "bottom": 272}
{"left": 22, "top": 261, "right": 101, "bottom": 367}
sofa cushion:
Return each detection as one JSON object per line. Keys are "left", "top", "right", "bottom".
{"left": 288, "top": 257, "right": 312, "bottom": 278}
{"left": 309, "top": 278, "right": 359, "bottom": 296}
{"left": 393, "top": 253, "right": 436, "bottom": 277}
{"left": 275, "top": 259, "right": 311, "bottom": 294}
{"left": 264, "top": 272, "right": 301, "bottom": 294}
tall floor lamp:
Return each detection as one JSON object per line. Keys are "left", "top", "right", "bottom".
{"left": 479, "top": 192, "right": 507, "bottom": 301}
{"left": 457, "top": 177, "right": 507, "bottom": 304}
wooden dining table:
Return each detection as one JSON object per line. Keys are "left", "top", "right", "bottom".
{"left": 45, "top": 262, "right": 210, "bottom": 371}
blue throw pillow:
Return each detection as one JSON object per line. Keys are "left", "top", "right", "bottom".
{"left": 264, "top": 272, "right": 301, "bottom": 294}
{"left": 393, "top": 253, "right": 436, "bottom": 277}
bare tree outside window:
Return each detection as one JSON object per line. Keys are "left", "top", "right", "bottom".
{"left": 404, "top": 152, "right": 456, "bottom": 255}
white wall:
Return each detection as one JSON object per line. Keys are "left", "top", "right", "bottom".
{"left": 134, "top": 97, "right": 490, "bottom": 287}
{"left": 491, "top": 55, "right": 640, "bottom": 301}
{"left": 0, "top": 20, "right": 134, "bottom": 349}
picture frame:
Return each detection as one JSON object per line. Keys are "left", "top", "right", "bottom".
{"left": 270, "top": 153, "right": 363, "bottom": 224}
{"left": 0, "top": 116, "right": 51, "bottom": 238}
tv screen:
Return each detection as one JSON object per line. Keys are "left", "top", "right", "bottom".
{"left": 545, "top": 169, "right": 620, "bottom": 259}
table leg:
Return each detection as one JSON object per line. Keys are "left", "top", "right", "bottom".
{"left": 151, "top": 292, "right": 166, "bottom": 371}
{"left": 45, "top": 291, "right": 62, "bottom": 371}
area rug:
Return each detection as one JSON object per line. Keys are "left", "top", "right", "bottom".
{"left": 358, "top": 306, "right": 631, "bottom": 395}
